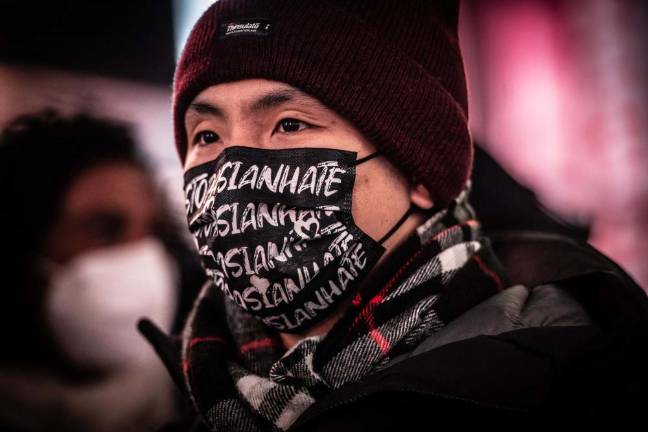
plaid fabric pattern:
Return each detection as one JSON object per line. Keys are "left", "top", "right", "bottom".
{"left": 181, "top": 188, "right": 507, "bottom": 431}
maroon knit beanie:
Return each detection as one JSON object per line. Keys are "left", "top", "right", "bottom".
{"left": 174, "top": 0, "right": 472, "bottom": 208}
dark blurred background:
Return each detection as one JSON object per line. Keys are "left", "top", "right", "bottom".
{"left": 0, "top": 0, "right": 176, "bottom": 85}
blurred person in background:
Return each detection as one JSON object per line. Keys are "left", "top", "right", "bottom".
{"left": 0, "top": 110, "right": 203, "bottom": 432}
{"left": 140, "top": 0, "right": 648, "bottom": 430}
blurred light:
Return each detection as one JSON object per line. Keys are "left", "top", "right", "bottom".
{"left": 173, "top": 0, "right": 218, "bottom": 59}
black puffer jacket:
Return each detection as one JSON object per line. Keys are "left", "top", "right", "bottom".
{"left": 143, "top": 231, "right": 648, "bottom": 430}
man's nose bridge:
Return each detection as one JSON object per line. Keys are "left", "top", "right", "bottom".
{"left": 227, "top": 112, "right": 267, "bottom": 148}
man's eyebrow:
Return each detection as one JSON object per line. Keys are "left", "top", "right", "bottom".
{"left": 187, "top": 88, "right": 322, "bottom": 121}
{"left": 248, "top": 89, "right": 312, "bottom": 113}
{"left": 187, "top": 101, "right": 225, "bottom": 118}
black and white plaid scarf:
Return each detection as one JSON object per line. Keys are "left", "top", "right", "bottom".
{"left": 181, "top": 188, "right": 507, "bottom": 431}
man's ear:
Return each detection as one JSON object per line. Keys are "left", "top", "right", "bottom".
{"left": 410, "top": 181, "right": 434, "bottom": 209}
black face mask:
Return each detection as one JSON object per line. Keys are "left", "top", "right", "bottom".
{"left": 183, "top": 146, "right": 411, "bottom": 333}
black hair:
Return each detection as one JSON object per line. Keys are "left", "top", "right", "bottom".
{"left": 0, "top": 109, "right": 149, "bottom": 277}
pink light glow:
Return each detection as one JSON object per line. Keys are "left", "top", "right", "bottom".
{"left": 461, "top": 0, "right": 648, "bottom": 290}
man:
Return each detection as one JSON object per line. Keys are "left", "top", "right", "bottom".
{"left": 141, "top": 0, "right": 648, "bottom": 430}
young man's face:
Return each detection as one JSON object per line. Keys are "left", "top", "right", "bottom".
{"left": 183, "top": 78, "right": 432, "bottom": 251}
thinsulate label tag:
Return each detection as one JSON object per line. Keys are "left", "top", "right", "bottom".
{"left": 218, "top": 19, "right": 272, "bottom": 39}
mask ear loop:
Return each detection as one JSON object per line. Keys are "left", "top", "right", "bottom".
{"left": 352, "top": 151, "right": 413, "bottom": 244}
{"left": 378, "top": 204, "right": 414, "bottom": 245}
{"left": 352, "top": 151, "right": 381, "bottom": 166}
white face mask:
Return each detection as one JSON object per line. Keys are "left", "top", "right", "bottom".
{"left": 45, "top": 237, "right": 178, "bottom": 371}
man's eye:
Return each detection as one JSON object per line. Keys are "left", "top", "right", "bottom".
{"left": 275, "top": 118, "right": 309, "bottom": 133}
{"left": 193, "top": 130, "right": 220, "bottom": 146}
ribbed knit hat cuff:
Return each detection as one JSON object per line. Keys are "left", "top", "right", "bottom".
{"left": 174, "top": 0, "right": 472, "bottom": 208}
